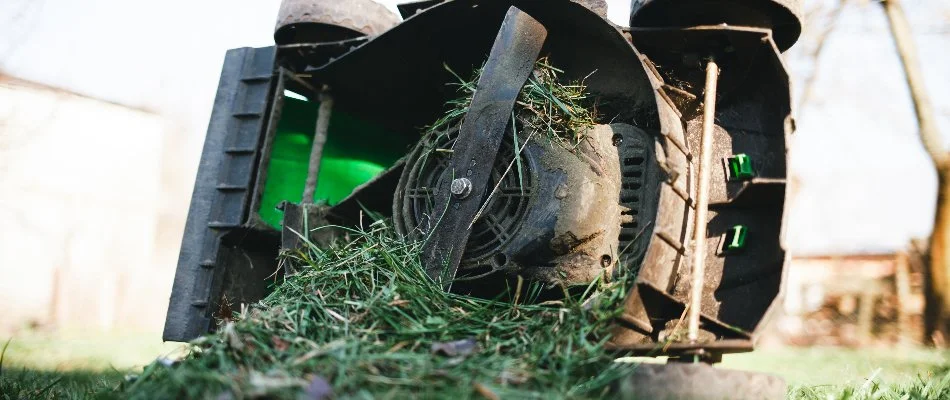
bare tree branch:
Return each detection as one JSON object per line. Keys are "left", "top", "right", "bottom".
{"left": 882, "top": 0, "right": 945, "bottom": 166}
{"left": 797, "top": 0, "right": 848, "bottom": 111}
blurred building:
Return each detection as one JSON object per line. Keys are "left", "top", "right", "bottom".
{"left": 0, "top": 74, "right": 184, "bottom": 333}
{"left": 768, "top": 251, "right": 927, "bottom": 346}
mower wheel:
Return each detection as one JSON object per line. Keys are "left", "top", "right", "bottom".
{"left": 617, "top": 362, "right": 786, "bottom": 400}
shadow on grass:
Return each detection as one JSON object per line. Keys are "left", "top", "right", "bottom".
{"left": 0, "top": 338, "right": 123, "bottom": 400}
{"left": 0, "top": 367, "right": 125, "bottom": 400}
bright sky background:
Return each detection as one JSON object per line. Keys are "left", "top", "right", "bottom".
{"left": 1, "top": 0, "right": 948, "bottom": 255}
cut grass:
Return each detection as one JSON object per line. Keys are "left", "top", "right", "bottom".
{"left": 118, "top": 222, "right": 637, "bottom": 399}
{"left": 427, "top": 58, "right": 598, "bottom": 151}
{"left": 103, "top": 221, "right": 950, "bottom": 398}
{"left": 5, "top": 340, "right": 950, "bottom": 399}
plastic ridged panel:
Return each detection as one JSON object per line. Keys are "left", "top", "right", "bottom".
{"left": 163, "top": 46, "right": 277, "bottom": 342}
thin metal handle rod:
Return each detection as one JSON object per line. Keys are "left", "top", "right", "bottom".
{"left": 303, "top": 92, "right": 334, "bottom": 204}
{"left": 688, "top": 58, "right": 720, "bottom": 343}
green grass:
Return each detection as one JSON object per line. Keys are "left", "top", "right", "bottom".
{"left": 0, "top": 333, "right": 182, "bottom": 399}
{"left": 4, "top": 57, "right": 949, "bottom": 397}
{"left": 732, "top": 347, "right": 950, "bottom": 399}
{"left": 113, "top": 222, "right": 636, "bottom": 399}
{"left": 724, "top": 347, "right": 950, "bottom": 386}
{"left": 0, "top": 331, "right": 183, "bottom": 372}
{"left": 4, "top": 339, "right": 950, "bottom": 399}
{"left": 0, "top": 368, "right": 124, "bottom": 400}
{"left": 41, "top": 222, "right": 940, "bottom": 399}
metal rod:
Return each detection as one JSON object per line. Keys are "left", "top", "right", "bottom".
{"left": 688, "top": 58, "right": 720, "bottom": 344}
{"left": 302, "top": 91, "right": 333, "bottom": 204}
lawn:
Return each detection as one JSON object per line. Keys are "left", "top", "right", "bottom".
{"left": 0, "top": 332, "right": 181, "bottom": 399}
{"left": 4, "top": 61, "right": 947, "bottom": 399}
{"left": 2, "top": 226, "right": 948, "bottom": 399}
{"left": 2, "top": 336, "right": 948, "bottom": 399}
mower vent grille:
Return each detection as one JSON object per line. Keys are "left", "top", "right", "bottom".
{"left": 616, "top": 129, "right": 656, "bottom": 274}
{"left": 401, "top": 130, "right": 532, "bottom": 267}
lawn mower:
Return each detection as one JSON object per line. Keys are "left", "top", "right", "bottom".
{"left": 164, "top": 0, "right": 801, "bottom": 397}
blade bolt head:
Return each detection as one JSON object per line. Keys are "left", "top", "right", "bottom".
{"left": 451, "top": 178, "right": 473, "bottom": 199}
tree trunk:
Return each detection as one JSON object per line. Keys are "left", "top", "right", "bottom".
{"left": 925, "top": 167, "right": 950, "bottom": 345}
{"left": 881, "top": 0, "right": 948, "bottom": 346}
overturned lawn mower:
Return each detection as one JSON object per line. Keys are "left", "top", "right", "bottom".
{"left": 157, "top": 0, "right": 802, "bottom": 398}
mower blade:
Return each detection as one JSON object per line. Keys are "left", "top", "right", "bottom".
{"left": 421, "top": 6, "right": 548, "bottom": 289}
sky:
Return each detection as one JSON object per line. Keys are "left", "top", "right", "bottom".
{"left": 0, "top": 0, "right": 948, "bottom": 255}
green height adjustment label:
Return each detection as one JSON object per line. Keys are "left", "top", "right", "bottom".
{"left": 724, "top": 225, "right": 748, "bottom": 252}
{"left": 728, "top": 154, "right": 755, "bottom": 181}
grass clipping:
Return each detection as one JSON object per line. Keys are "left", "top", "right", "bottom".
{"left": 124, "top": 223, "right": 632, "bottom": 398}
{"left": 429, "top": 58, "right": 597, "bottom": 150}
{"left": 122, "top": 63, "right": 629, "bottom": 399}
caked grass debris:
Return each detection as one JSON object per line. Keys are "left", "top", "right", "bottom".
{"left": 428, "top": 58, "right": 598, "bottom": 150}
{"left": 120, "top": 222, "right": 636, "bottom": 398}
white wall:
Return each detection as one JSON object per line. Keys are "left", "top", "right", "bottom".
{"left": 0, "top": 78, "right": 171, "bottom": 332}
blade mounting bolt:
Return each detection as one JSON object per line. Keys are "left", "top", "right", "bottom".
{"left": 451, "top": 178, "right": 473, "bottom": 199}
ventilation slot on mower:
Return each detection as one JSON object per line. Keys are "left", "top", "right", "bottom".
{"left": 617, "top": 135, "right": 652, "bottom": 273}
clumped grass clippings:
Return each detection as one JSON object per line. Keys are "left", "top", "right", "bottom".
{"left": 418, "top": 58, "right": 599, "bottom": 214}
{"left": 428, "top": 58, "right": 598, "bottom": 150}
{"left": 120, "top": 221, "right": 638, "bottom": 399}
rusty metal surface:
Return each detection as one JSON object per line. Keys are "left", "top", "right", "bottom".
{"left": 573, "top": 0, "right": 608, "bottom": 17}
{"left": 420, "top": 6, "right": 548, "bottom": 287}
{"left": 629, "top": 0, "right": 803, "bottom": 52}
{"left": 274, "top": 0, "right": 400, "bottom": 45}
{"left": 540, "top": 125, "right": 623, "bottom": 284}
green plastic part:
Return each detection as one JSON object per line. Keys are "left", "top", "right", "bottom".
{"left": 725, "top": 225, "right": 748, "bottom": 252}
{"left": 256, "top": 94, "right": 413, "bottom": 229}
{"left": 728, "top": 154, "right": 755, "bottom": 181}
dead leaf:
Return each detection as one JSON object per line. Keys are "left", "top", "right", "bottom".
{"left": 388, "top": 299, "right": 410, "bottom": 307}
{"left": 386, "top": 341, "right": 410, "bottom": 354}
{"left": 271, "top": 335, "right": 289, "bottom": 352}
{"left": 304, "top": 375, "right": 333, "bottom": 400}
{"left": 473, "top": 382, "right": 499, "bottom": 400}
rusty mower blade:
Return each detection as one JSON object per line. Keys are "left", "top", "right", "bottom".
{"left": 421, "top": 6, "right": 548, "bottom": 289}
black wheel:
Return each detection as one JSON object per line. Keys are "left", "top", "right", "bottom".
{"left": 617, "top": 363, "right": 786, "bottom": 400}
